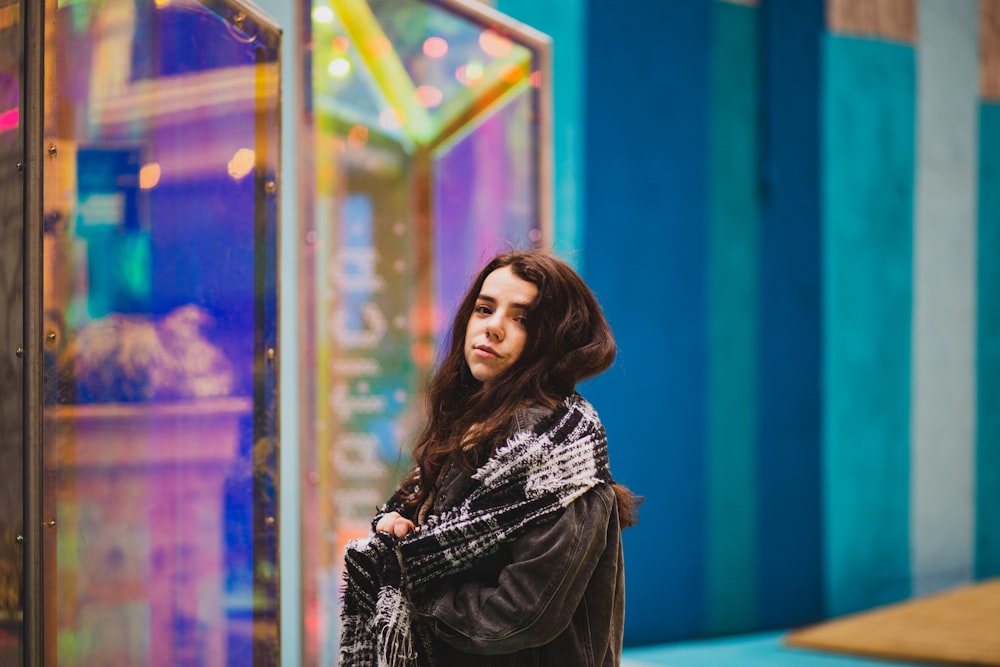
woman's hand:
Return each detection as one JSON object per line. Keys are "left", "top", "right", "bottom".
{"left": 375, "top": 511, "right": 416, "bottom": 537}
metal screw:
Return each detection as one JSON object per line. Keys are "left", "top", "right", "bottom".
{"left": 233, "top": 12, "right": 246, "bottom": 29}
{"left": 16, "top": 162, "right": 23, "bottom": 171}
{"left": 47, "top": 144, "right": 57, "bottom": 156}
{"left": 46, "top": 330, "right": 56, "bottom": 344}
{"left": 265, "top": 180, "right": 277, "bottom": 194}
{"left": 15, "top": 347, "right": 23, "bottom": 358}
{"left": 265, "top": 516, "right": 276, "bottom": 526}
{"left": 15, "top": 535, "right": 23, "bottom": 545}
{"left": 45, "top": 519, "right": 55, "bottom": 528}
{"left": 266, "top": 347, "right": 275, "bottom": 362}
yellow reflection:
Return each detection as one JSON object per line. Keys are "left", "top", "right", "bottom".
{"left": 0, "top": 4, "right": 18, "bottom": 31}
{"left": 139, "top": 162, "right": 161, "bottom": 190}
{"left": 227, "top": 148, "right": 255, "bottom": 180}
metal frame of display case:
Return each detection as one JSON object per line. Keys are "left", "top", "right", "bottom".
{"left": 23, "top": 0, "right": 44, "bottom": 664}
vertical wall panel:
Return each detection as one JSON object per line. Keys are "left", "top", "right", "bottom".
{"left": 823, "top": 34, "right": 915, "bottom": 617}
{"left": 495, "top": 0, "right": 585, "bottom": 261}
{"left": 978, "top": 101, "right": 1000, "bottom": 579}
{"left": 755, "top": 0, "right": 825, "bottom": 629}
{"left": 706, "top": 0, "right": 760, "bottom": 635}
{"left": 584, "top": 0, "right": 711, "bottom": 645}
{"left": 910, "top": 0, "right": 979, "bottom": 597}
{"left": 976, "top": 0, "right": 1000, "bottom": 585}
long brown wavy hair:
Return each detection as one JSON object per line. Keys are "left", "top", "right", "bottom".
{"left": 398, "top": 251, "right": 642, "bottom": 527}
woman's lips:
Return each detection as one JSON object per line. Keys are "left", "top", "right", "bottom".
{"left": 473, "top": 344, "right": 499, "bottom": 358}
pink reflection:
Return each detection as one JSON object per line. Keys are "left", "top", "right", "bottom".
{"left": 46, "top": 397, "right": 251, "bottom": 667}
{"left": 0, "top": 107, "right": 17, "bottom": 132}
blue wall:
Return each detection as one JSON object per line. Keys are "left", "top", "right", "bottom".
{"left": 584, "top": 1, "right": 713, "bottom": 645}
{"left": 577, "top": 0, "right": 1000, "bottom": 647}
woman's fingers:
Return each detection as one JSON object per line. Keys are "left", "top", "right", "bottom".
{"left": 375, "top": 512, "right": 416, "bottom": 537}
{"left": 375, "top": 512, "right": 400, "bottom": 534}
{"left": 393, "top": 517, "right": 415, "bottom": 537}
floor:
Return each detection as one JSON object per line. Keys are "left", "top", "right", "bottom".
{"left": 621, "top": 631, "right": 942, "bottom": 667}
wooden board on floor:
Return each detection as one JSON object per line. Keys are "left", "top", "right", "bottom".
{"left": 785, "top": 578, "right": 1000, "bottom": 666}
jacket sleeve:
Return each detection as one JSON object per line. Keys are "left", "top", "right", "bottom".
{"left": 414, "top": 484, "right": 614, "bottom": 655}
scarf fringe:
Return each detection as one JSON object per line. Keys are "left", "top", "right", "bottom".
{"left": 375, "top": 586, "right": 417, "bottom": 667}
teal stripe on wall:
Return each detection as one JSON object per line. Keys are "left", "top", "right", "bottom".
{"left": 910, "top": 0, "right": 979, "bottom": 597}
{"left": 494, "top": 0, "right": 585, "bottom": 264}
{"left": 706, "top": 0, "right": 759, "bottom": 635}
{"left": 823, "top": 35, "right": 915, "bottom": 617}
{"left": 978, "top": 102, "right": 1000, "bottom": 579}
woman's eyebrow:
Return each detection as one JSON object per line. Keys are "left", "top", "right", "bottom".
{"left": 476, "top": 294, "right": 531, "bottom": 310}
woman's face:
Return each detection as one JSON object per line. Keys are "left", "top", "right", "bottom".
{"left": 464, "top": 266, "right": 538, "bottom": 382}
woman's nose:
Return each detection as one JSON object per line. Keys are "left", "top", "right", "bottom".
{"left": 486, "top": 317, "right": 504, "bottom": 341}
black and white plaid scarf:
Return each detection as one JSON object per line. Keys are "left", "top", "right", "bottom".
{"left": 339, "top": 393, "right": 612, "bottom": 667}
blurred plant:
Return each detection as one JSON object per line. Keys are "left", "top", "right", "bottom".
{"left": 56, "top": 305, "right": 234, "bottom": 403}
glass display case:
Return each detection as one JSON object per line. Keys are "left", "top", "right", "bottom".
{"left": 37, "top": 0, "right": 281, "bottom": 665}
{"left": 298, "top": 0, "right": 552, "bottom": 663}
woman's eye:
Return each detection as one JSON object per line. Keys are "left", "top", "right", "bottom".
{"left": 475, "top": 305, "right": 492, "bottom": 315}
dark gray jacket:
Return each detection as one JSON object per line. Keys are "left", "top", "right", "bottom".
{"left": 412, "top": 408, "right": 626, "bottom": 666}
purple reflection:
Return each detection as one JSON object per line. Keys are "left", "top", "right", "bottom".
{"left": 432, "top": 92, "right": 539, "bottom": 337}
{"left": 43, "top": 2, "right": 278, "bottom": 666}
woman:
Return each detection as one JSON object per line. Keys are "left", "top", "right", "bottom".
{"left": 340, "top": 251, "right": 640, "bottom": 667}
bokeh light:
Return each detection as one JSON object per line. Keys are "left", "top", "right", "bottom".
{"left": 328, "top": 57, "right": 351, "bottom": 77}
{"left": 423, "top": 36, "right": 448, "bottom": 58}
{"left": 312, "top": 6, "right": 334, "bottom": 24}
{"left": 347, "top": 125, "right": 368, "bottom": 147}
{"left": 227, "top": 148, "right": 255, "bottom": 180}
{"left": 479, "top": 29, "right": 513, "bottom": 58}
{"left": 455, "top": 61, "right": 484, "bottom": 86}
{"left": 378, "top": 108, "right": 401, "bottom": 130}
{"left": 138, "top": 163, "right": 161, "bottom": 190}
{"left": 331, "top": 36, "right": 350, "bottom": 54}
{"left": 414, "top": 85, "right": 443, "bottom": 109}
